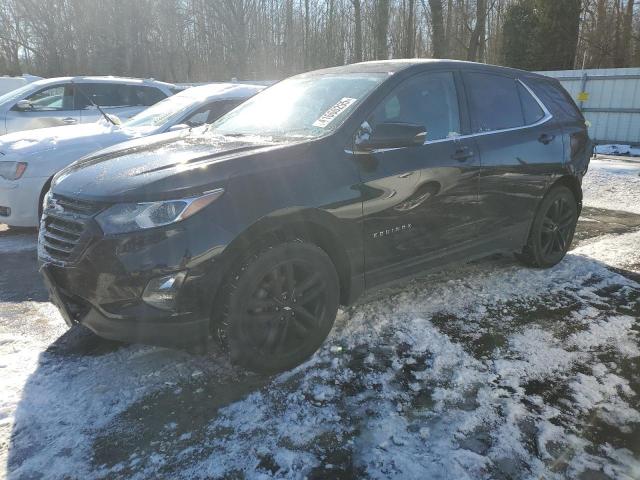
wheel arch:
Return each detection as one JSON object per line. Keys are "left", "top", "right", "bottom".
{"left": 37, "top": 175, "right": 55, "bottom": 222}
{"left": 550, "top": 175, "right": 582, "bottom": 213}
{"left": 214, "top": 208, "right": 363, "bottom": 309}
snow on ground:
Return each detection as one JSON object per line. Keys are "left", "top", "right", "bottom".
{"left": 594, "top": 144, "right": 640, "bottom": 157}
{"left": 583, "top": 157, "right": 640, "bottom": 214}
{"left": 1, "top": 156, "right": 639, "bottom": 479}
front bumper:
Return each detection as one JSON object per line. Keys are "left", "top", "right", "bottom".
{"left": 41, "top": 265, "right": 209, "bottom": 347}
{"left": 0, "top": 176, "right": 48, "bottom": 227}
{"left": 38, "top": 209, "right": 235, "bottom": 348}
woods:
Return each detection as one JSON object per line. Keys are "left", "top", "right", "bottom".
{"left": 0, "top": 0, "right": 638, "bottom": 82}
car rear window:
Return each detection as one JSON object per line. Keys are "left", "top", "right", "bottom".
{"left": 526, "top": 77, "right": 584, "bottom": 124}
{"left": 517, "top": 82, "right": 545, "bottom": 125}
{"left": 464, "top": 72, "right": 524, "bottom": 132}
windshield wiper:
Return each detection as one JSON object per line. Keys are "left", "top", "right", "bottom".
{"left": 71, "top": 81, "right": 117, "bottom": 126}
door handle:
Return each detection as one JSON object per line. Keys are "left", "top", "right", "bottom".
{"left": 62, "top": 117, "right": 77, "bottom": 125}
{"left": 538, "top": 133, "right": 555, "bottom": 145}
{"left": 451, "top": 147, "right": 474, "bottom": 162}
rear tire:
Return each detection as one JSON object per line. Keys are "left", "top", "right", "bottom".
{"left": 218, "top": 241, "right": 339, "bottom": 374}
{"left": 518, "top": 185, "right": 578, "bottom": 268}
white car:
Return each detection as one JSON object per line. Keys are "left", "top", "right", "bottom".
{"left": 0, "top": 75, "right": 42, "bottom": 96}
{"left": 0, "top": 83, "right": 264, "bottom": 227}
{"left": 0, "top": 76, "right": 179, "bottom": 135}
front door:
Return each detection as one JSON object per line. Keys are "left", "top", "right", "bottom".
{"left": 356, "top": 71, "right": 481, "bottom": 286}
{"left": 5, "top": 84, "right": 80, "bottom": 133}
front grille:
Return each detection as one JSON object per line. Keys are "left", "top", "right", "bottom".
{"left": 40, "top": 194, "right": 104, "bottom": 263}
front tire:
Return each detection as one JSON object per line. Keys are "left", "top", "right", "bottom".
{"left": 219, "top": 241, "right": 339, "bottom": 374}
{"left": 518, "top": 185, "right": 578, "bottom": 268}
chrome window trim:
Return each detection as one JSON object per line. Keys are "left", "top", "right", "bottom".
{"left": 447, "top": 78, "right": 553, "bottom": 143}
{"left": 347, "top": 78, "right": 554, "bottom": 154}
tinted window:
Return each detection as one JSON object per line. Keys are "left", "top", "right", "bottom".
{"left": 517, "top": 82, "right": 545, "bottom": 125}
{"left": 369, "top": 71, "right": 461, "bottom": 141}
{"left": 75, "top": 84, "right": 121, "bottom": 109}
{"left": 465, "top": 72, "right": 523, "bottom": 132}
{"left": 184, "top": 101, "right": 244, "bottom": 127}
{"left": 527, "top": 78, "right": 583, "bottom": 123}
{"left": 131, "top": 86, "right": 167, "bottom": 106}
{"left": 20, "top": 85, "right": 74, "bottom": 111}
{"left": 75, "top": 84, "right": 167, "bottom": 109}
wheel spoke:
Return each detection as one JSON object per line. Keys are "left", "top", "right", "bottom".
{"left": 542, "top": 235, "right": 554, "bottom": 255}
{"left": 268, "top": 269, "right": 283, "bottom": 297}
{"left": 290, "top": 316, "right": 311, "bottom": 337}
{"left": 295, "top": 272, "right": 322, "bottom": 296}
{"left": 542, "top": 217, "right": 555, "bottom": 233}
{"left": 263, "top": 320, "right": 286, "bottom": 353}
{"left": 246, "top": 311, "right": 279, "bottom": 322}
{"left": 299, "top": 283, "right": 325, "bottom": 305}
{"left": 556, "top": 231, "right": 566, "bottom": 251}
{"left": 558, "top": 210, "right": 574, "bottom": 225}
{"left": 293, "top": 305, "right": 317, "bottom": 328}
{"left": 247, "top": 297, "right": 278, "bottom": 312}
{"left": 284, "top": 262, "right": 296, "bottom": 296}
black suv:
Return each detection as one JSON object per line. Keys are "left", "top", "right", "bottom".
{"left": 39, "top": 60, "right": 591, "bottom": 373}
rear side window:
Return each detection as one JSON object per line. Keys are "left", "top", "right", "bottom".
{"left": 517, "top": 82, "right": 545, "bottom": 125}
{"left": 75, "top": 84, "right": 124, "bottom": 109}
{"left": 368, "top": 71, "right": 461, "bottom": 141}
{"left": 465, "top": 72, "right": 523, "bottom": 132}
{"left": 130, "top": 86, "right": 167, "bottom": 106}
{"left": 526, "top": 78, "right": 583, "bottom": 123}
{"left": 75, "top": 84, "right": 167, "bottom": 109}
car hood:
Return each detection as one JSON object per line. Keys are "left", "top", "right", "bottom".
{"left": 52, "top": 130, "right": 303, "bottom": 202}
{"left": 0, "top": 122, "right": 153, "bottom": 157}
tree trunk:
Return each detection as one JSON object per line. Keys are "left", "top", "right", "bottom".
{"left": 404, "top": 0, "right": 415, "bottom": 57}
{"left": 353, "top": 0, "right": 363, "bottom": 62}
{"left": 375, "top": 0, "right": 390, "bottom": 59}
{"left": 304, "top": 0, "right": 310, "bottom": 69}
{"left": 428, "top": 0, "right": 446, "bottom": 58}
{"left": 467, "top": 0, "right": 486, "bottom": 61}
{"left": 621, "top": 0, "right": 635, "bottom": 66}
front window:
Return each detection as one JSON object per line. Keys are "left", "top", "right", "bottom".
{"left": 210, "top": 73, "right": 388, "bottom": 139}
{"left": 123, "top": 95, "right": 197, "bottom": 128}
{"left": 0, "top": 83, "right": 36, "bottom": 106}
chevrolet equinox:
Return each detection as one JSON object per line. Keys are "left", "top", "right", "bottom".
{"left": 38, "top": 60, "right": 591, "bottom": 373}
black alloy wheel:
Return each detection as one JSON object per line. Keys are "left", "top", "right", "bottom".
{"left": 519, "top": 185, "right": 578, "bottom": 268}
{"left": 220, "top": 241, "right": 339, "bottom": 373}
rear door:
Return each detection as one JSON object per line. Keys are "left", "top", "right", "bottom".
{"left": 76, "top": 84, "right": 168, "bottom": 123}
{"left": 358, "top": 70, "right": 481, "bottom": 285}
{"left": 463, "top": 71, "right": 564, "bottom": 248}
{"left": 5, "top": 83, "right": 80, "bottom": 132}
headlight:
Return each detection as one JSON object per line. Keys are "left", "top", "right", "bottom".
{"left": 95, "top": 189, "right": 224, "bottom": 234}
{"left": 0, "top": 161, "right": 27, "bottom": 180}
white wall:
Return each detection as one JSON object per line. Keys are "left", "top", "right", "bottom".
{"left": 537, "top": 67, "right": 640, "bottom": 145}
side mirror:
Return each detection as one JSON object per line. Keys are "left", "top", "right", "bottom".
{"left": 14, "top": 99, "right": 33, "bottom": 111}
{"left": 356, "top": 122, "right": 426, "bottom": 150}
{"left": 168, "top": 124, "right": 189, "bottom": 132}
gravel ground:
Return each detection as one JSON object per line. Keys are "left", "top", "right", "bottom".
{"left": 1, "top": 157, "right": 639, "bottom": 479}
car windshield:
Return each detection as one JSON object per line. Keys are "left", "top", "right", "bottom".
{"left": 210, "top": 73, "right": 388, "bottom": 139}
{"left": 123, "top": 95, "right": 197, "bottom": 128}
{"left": 0, "top": 83, "right": 38, "bottom": 106}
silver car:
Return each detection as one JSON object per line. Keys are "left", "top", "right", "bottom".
{"left": 0, "top": 76, "right": 178, "bottom": 134}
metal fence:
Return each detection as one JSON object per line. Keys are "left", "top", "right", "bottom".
{"left": 537, "top": 67, "right": 640, "bottom": 145}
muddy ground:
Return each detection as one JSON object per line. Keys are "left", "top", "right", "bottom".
{"left": 1, "top": 205, "right": 640, "bottom": 479}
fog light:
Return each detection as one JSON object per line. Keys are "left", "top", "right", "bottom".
{"left": 142, "top": 271, "right": 187, "bottom": 311}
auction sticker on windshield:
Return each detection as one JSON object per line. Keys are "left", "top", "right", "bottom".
{"left": 312, "top": 97, "right": 357, "bottom": 128}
